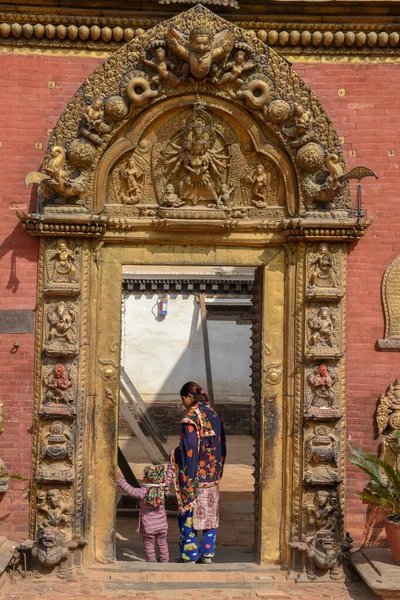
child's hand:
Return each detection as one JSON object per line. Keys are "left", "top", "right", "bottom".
{"left": 117, "top": 469, "right": 124, "bottom": 480}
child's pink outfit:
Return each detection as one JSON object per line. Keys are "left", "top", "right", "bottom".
{"left": 118, "top": 464, "right": 173, "bottom": 562}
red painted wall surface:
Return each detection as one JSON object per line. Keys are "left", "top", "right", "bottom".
{"left": 0, "top": 53, "right": 398, "bottom": 544}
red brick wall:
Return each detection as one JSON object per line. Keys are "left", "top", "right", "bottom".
{"left": 0, "top": 54, "right": 102, "bottom": 539}
{"left": 296, "top": 63, "right": 400, "bottom": 545}
{"left": 1, "top": 54, "right": 398, "bottom": 544}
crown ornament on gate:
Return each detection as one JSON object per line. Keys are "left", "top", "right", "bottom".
{"left": 159, "top": 0, "right": 240, "bottom": 9}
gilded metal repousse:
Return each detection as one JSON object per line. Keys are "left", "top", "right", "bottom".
{"left": 377, "top": 254, "right": 400, "bottom": 351}
{"left": 376, "top": 380, "right": 400, "bottom": 472}
{"left": 16, "top": 5, "right": 374, "bottom": 574}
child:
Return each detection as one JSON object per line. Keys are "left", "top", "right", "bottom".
{"left": 118, "top": 463, "right": 173, "bottom": 563}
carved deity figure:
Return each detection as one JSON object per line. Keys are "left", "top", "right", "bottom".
{"left": 376, "top": 379, "right": 400, "bottom": 472}
{"left": 304, "top": 425, "right": 340, "bottom": 485}
{"left": 162, "top": 183, "right": 184, "bottom": 207}
{"left": 165, "top": 98, "right": 230, "bottom": 203}
{"left": 246, "top": 164, "right": 271, "bottom": 208}
{"left": 46, "top": 302, "right": 77, "bottom": 346}
{"left": 306, "top": 364, "right": 338, "bottom": 414}
{"left": 120, "top": 157, "right": 143, "bottom": 205}
{"left": 303, "top": 491, "right": 338, "bottom": 535}
{"left": 167, "top": 25, "right": 235, "bottom": 79}
{"left": 217, "top": 183, "right": 235, "bottom": 207}
{"left": 81, "top": 98, "right": 111, "bottom": 143}
{"left": 215, "top": 48, "right": 255, "bottom": 89}
{"left": 48, "top": 239, "right": 78, "bottom": 284}
{"left": 32, "top": 526, "right": 69, "bottom": 578}
{"left": 44, "top": 364, "right": 73, "bottom": 405}
{"left": 144, "top": 43, "right": 181, "bottom": 87}
{"left": 282, "top": 104, "right": 314, "bottom": 148}
{"left": 39, "top": 421, "right": 73, "bottom": 467}
{"left": 37, "top": 488, "right": 71, "bottom": 529}
{"left": 309, "top": 243, "right": 337, "bottom": 289}
{"left": 308, "top": 307, "right": 335, "bottom": 347}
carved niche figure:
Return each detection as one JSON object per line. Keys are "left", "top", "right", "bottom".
{"left": 308, "top": 243, "right": 338, "bottom": 294}
{"left": 304, "top": 425, "right": 341, "bottom": 485}
{"left": 46, "top": 302, "right": 77, "bottom": 349}
{"left": 32, "top": 526, "right": 69, "bottom": 579}
{"left": 164, "top": 98, "right": 230, "bottom": 204}
{"left": 308, "top": 307, "right": 335, "bottom": 348}
{"left": 303, "top": 490, "right": 338, "bottom": 536}
{"left": 120, "top": 157, "right": 143, "bottom": 205}
{"left": 143, "top": 40, "right": 181, "bottom": 87}
{"left": 305, "top": 364, "right": 339, "bottom": 419}
{"left": 42, "top": 364, "right": 74, "bottom": 415}
{"left": 81, "top": 98, "right": 112, "bottom": 145}
{"left": 37, "top": 421, "right": 74, "bottom": 482}
{"left": 161, "top": 183, "right": 185, "bottom": 207}
{"left": 376, "top": 379, "right": 400, "bottom": 472}
{"left": 167, "top": 25, "right": 235, "bottom": 79}
{"left": 216, "top": 183, "right": 235, "bottom": 208}
{"left": 37, "top": 488, "right": 72, "bottom": 531}
{"left": 46, "top": 239, "right": 79, "bottom": 286}
{"left": 215, "top": 44, "right": 256, "bottom": 89}
{"left": 290, "top": 532, "right": 346, "bottom": 582}
{"left": 246, "top": 164, "right": 272, "bottom": 208}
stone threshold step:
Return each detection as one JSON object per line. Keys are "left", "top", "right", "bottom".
{"left": 105, "top": 581, "right": 286, "bottom": 594}
{"left": 90, "top": 561, "right": 282, "bottom": 573}
{"left": 93, "top": 571, "right": 280, "bottom": 583}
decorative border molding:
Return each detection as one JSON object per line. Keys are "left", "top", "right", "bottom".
{"left": 2, "top": 12, "right": 400, "bottom": 55}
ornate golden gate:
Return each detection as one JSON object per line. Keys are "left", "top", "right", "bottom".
{"left": 19, "top": 5, "right": 372, "bottom": 578}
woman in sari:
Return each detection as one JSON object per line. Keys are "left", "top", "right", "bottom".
{"left": 170, "top": 381, "right": 226, "bottom": 563}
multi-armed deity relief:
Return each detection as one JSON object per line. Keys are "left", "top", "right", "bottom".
{"left": 22, "top": 4, "right": 376, "bottom": 220}
{"left": 376, "top": 379, "right": 400, "bottom": 472}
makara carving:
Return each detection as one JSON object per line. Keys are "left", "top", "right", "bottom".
{"left": 377, "top": 254, "right": 400, "bottom": 351}
{"left": 36, "top": 421, "right": 74, "bottom": 483}
{"left": 376, "top": 379, "right": 400, "bottom": 472}
{"left": 304, "top": 425, "right": 341, "bottom": 485}
{"left": 305, "top": 364, "right": 339, "bottom": 420}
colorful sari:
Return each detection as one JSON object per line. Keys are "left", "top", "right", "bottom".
{"left": 170, "top": 400, "right": 226, "bottom": 515}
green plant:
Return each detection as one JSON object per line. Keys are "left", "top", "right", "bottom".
{"left": 347, "top": 442, "right": 400, "bottom": 520}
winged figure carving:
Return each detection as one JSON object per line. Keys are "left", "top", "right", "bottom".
{"left": 167, "top": 25, "right": 235, "bottom": 79}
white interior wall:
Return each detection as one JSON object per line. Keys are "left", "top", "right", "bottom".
{"left": 122, "top": 293, "right": 252, "bottom": 404}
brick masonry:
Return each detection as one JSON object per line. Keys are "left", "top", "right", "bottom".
{"left": 0, "top": 54, "right": 399, "bottom": 544}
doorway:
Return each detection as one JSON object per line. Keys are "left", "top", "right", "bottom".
{"left": 116, "top": 266, "right": 256, "bottom": 563}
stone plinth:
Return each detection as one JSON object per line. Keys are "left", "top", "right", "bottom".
{"left": 352, "top": 547, "right": 400, "bottom": 599}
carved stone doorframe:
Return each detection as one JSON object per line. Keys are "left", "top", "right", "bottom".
{"left": 18, "top": 4, "right": 372, "bottom": 577}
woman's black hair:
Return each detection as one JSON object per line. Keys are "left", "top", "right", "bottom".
{"left": 180, "top": 381, "right": 210, "bottom": 404}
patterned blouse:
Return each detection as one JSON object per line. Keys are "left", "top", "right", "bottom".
{"left": 171, "top": 400, "right": 226, "bottom": 514}
{"left": 118, "top": 466, "right": 173, "bottom": 534}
